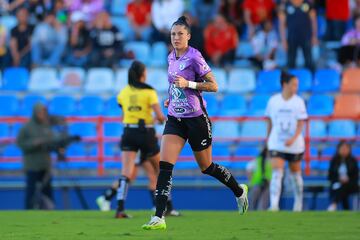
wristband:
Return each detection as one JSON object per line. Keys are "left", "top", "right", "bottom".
{"left": 188, "top": 81, "right": 197, "bottom": 89}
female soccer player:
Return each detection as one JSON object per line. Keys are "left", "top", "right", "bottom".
{"left": 265, "top": 71, "right": 308, "bottom": 211}
{"left": 112, "top": 60, "right": 167, "bottom": 218}
{"left": 142, "top": 16, "right": 248, "bottom": 230}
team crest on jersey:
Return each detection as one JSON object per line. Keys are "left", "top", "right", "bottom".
{"left": 179, "top": 63, "right": 186, "bottom": 71}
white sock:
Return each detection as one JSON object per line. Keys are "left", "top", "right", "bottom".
{"left": 290, "top": 172, "right": 303, "bottom": 211}
{"left": 270, "top": 169, "right": 283, "bottom": 210}
{"left": 116, "top": 177, "right": 129, "bottom": 201}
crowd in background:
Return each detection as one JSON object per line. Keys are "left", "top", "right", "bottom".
{"left": 0, "top": 0, "right": 359, "bottom": 71}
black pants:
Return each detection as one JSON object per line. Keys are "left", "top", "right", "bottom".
{"left": 330, "top": 183, "right": 353, "bottom": 210}
{"left": 25, "top": 170, "right": 53, "bottom": 209}
{"left": 287, "top": 39, "right": 314, "bottom": 71}
{"left": 325, "top": 20, "right": 347, "bottom": 41}
{"left": 338, "top": 45, "right": 360, "bottom": 65}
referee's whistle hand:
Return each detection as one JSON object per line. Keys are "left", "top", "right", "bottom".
{"left": 164, "top": 99, "right": 169, "bottom": 108}
{"left": 174, "top": 75, "right": 188, "bottom": 88}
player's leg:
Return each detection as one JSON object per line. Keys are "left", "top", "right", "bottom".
{"left": 269, "top": 153, "right": 285, "bottom": 211}
{"left": 115, "top": 150, "right": 137, "bottom": 218}
{"left": 289, "top": 156, "right": 303, "bottom": 212}
{"left": 142, "top": 134, "right": 185, "bottom": 230}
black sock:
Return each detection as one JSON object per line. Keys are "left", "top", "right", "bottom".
{"left": 166, "top": 199, "right": 173, "bottom": 212}
{"left": 155, "top": 161, "right": 174, "bottom": 218}
{"left": 116, "top": 176, "right": 129, "bottom": 212}
{"left": 202, "top": 163, "right": 243, "bottom": 197}
{"left": 149, "top": 190, "right": 156, "bottom": 207}
{"left": 104, "top": 187, "right": 117, "bottom": 201}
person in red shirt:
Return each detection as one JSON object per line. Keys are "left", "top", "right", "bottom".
{"left": 243, "top": 0, "right": 275, "bottom": 38}
{"left": 325, "top": 0, "right": 351, "bottom": 41}
{"left": 126, "top": 0, "right": 152, "bottom": 41}
{"left": 204, "top": 14, "right": 238, "bottom": 67}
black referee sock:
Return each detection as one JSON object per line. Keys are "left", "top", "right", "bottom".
{"left": 149, "top": 190, "right": 156, "bottom": 207}
{"left": 155, "top": 161, "right": 174, "bottom": 218}
{"left": 104, "top": 187, "right": 117, "bottom": 201}
{"left": 202, "top": 163, "right": 243, "bottom": 198}
{"left": 116, "top": 176, "right": 130, "bottom": 212}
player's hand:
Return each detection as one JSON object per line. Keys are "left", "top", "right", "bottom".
{"left": 164, "top": 99, "right": 169, "bottom": 108}
{"left": 174, "top": 75, "right": 188, "bottom": 89}
{"left": 285, "top": 137, "right": 295, "bottom": 147}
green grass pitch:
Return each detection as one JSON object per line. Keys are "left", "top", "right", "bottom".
{"left": 0, "top": 211, "right": 359, "bottom": 240}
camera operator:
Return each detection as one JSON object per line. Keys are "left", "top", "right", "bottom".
{"left": 16, "top": 103, "right": 80, "bottom": 210}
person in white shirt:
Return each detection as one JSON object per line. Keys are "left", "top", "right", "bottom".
{"left": 265, "top": 71, "right": 308, "bottom": 211}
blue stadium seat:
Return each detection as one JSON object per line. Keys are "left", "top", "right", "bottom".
{"left": 10, "top": 123, "right": 23, "bottom": 137}
{"left": 309, "top": 120, "right": 327, "bottom": 138}
{"left": 69, "top": 123, "right": 97, "bottom": 137}
{"left": 203, "top": 94, "right": 218, "bottom": 116}
{"left": 48, "top": 95, "right": 76, "bottom": 116}
{"left": 352, "top": 147, "right": 360, "bottom": 157}
{"left": 2, "top": 68, "right": 29, "bottom": 91}
{"left": 66, "top": 143, "right": 97, "bottom": 157}
{"left": 212, "top": 144, "right": 231, "bottom": 160}
{"left": 328, "top": 120, "right": 356, "bottom": 138}
{"left": 212, "top": 68, "right": 227, "bottom": 93}
{"left": 247, "top": 94, "right": 270, "bottom": 116}
{"left": 3, "top": 144, "right": 22, "bottom": 157}
{"left": 59, "top": 67, "right": 85, "bottom": 92}
{"left": 1, "top": 15, "right": 17, "bottom": 37}
{"left": 85, "top": 68, "right": 114, "bottom": 93}
{"left": 114, "top": 68, "right": 128, "bottom": 93}
{"left": 213, "top": 121, "right": 240, "bottom": 138}
{"left": 147, "top": 68, "right": 168, "bottom": 93}
{"left": 307, "top": 95, "right": 334, "bottom": 116}
{"left": 56, "top": 161, "right": 97, "bottom": 170}
{"left": 103, "top": 96, "right": 122, "bottom": 116}
{"left": 179, "top": 144, "right": 193, "bottom": 157}
{"left": 124, "top": 41, "right": 151, "bottom": 65}
{"left": 236, "top": 41, "right": 254, "bottom": 58}
{"left": 289, "top": 69, "right": 312, "bottom": 92}
{"left": 0, "top": 162, "right": 22, "bottom": 170}
{"left": 104, "top": 122, "right": 124, "bottom": 137}
{"left": 29, "top": 68, "right": 59, "bottom": 92}
{"left": 228, "top": 69, "right": 256, "bottom": 93}
{"left": 313, "top": 69, "right": 340, "bottom": 92}
{"left": 219, "top": 94, "right": 247, "bottom": 116}
{"left": 111, "top": 16, "right": 131, "bottom": 40}
{"left": 111, "top": 0, "right": 130, "bottom": 15}
{"left": 19, "top": 95, "right": 47, "bottom": 116}
{"left": 150, "top": 42, "right": 168, "bottom": 67}
{"left": 235, "top": 147, "right": 259, "bottom": 158}
{"left": 104, "top": 142, "right": 121, "bottom": 158}
{"left": 240, "top": 121, "right": 267, "bottom": 138}
{"left": 78, "top": 96, "right": 104, "bottom": 116}
{"left": 256, "top": 70, "right": 281, "bottom": 93}
{"left": 322, "top": 147, "right": 336, "bottom": 157}
{"left": 0, "top": 95, "right": 19, "bottom": 116}
{"left": 0, "top": 124, "right": 9, "bottom": 138}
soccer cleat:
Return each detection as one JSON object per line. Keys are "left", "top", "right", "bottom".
{"left": 236, "top": 184, "right": 249, "bottom": 215}
{"left": 165, "top": 209, "right": 181, "bottom": 217}
{"left": 142, "top": 216, "right": 166, "bottom": 230}
{"left": 96, "top": 196, "right": 111, "bottom": 211}
{"left": 115, "top": 211, "right": 132, "bottom": 219}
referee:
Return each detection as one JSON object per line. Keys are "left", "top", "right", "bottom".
{"left": 115, "top": 60, "right": 166, "bottom": 218}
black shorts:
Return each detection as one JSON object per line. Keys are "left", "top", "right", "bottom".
{"left": 120, "top": 127, "right": 160, "bottom": 163}
{"left": 163, "top": 114, "right": 212, "bottom": 151}
{"left": 269, "top": 150, "right": 304, "bottom": 162}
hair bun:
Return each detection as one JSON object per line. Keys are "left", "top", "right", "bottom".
{"left": 177, "top": 16, "right": 188, "bottom": 24}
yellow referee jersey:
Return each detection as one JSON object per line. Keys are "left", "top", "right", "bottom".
{"left": 117, "top": 85, "right": 159, "bottom": 125}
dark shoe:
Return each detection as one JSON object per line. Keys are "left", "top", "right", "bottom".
{"left": 115, "top": 211, "right": 132, "bottom": 219}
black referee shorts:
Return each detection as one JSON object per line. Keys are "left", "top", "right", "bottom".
{"left": 269, "top": 150, "right": 304, "bottom": 163}
{"left": 163, "top": 114, "right": 212, "bottom": 151}
{"left": 120, "top": 127, "right": 160, "bottom": 163}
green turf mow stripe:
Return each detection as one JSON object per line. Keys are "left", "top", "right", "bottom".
{"left": 0, "top": 211, "right": 359, "bottom": 240}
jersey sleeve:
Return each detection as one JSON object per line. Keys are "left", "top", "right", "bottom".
{"left": 192, "top": 51, "right": 211, "bottom": 79}
{"left": 148, "top": 89, "right": 159, "bottom": 106}
{"left": 297, "top": 99, "right": 308, "bottom": 120}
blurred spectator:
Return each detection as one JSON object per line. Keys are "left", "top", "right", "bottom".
{"left": 338, "top": 16, "right": 360, "bottom": 66}
{"left": 90, "top": 11, "right": 124, "bottom": 68}
{"left": 65, "top": 0, "right": 104, "bottom": 23}
{"left": 54, "top": 0, "right": 69, "bottom": 25}
{"left": 204, "top": 14, "right": 238, "bottom": 67}
{"left": 325, "top": 0, "right": 351, "bottom": 41}
{"left": 352, "top": 0, "right": 360, "bottom": 18}
{"left": 0, "top": 25, "right": 7, "bottom": 69}
{"left": 327, "top": 141, "right": 359, "bottom": 211}
{"left": 246, "top": 147, "right": 272, "bottom": 210}
{"left": 279, "top": 0, "right": 318, "bottom": 71}
{"left": 66, "top": 11, "right": 92, "bottom": 67}
{"left": 9, "top": 8, "right": 34, "bottom": 68}
{"left": 183, "top": 11, "right": 204, "bottom": 53}
{"left": 219, "top": 0, "right": 245, "bottom": 36}
{"left": 250, "top": 20, "right": 278, "bottom": 70}
{"left": 126, "top": 0, "right": 152, "bottom": 41}
{"left": 31, "top": 11, "right": 67, "bottom": 67}
{"left": 151, "top": 0, "right": 184, "bottom": 43}
{"left": 243, "top": 0, "right": 275, "bottom": 38}
{"left": 190, "top": 0, "right": 220, "bottom": 28}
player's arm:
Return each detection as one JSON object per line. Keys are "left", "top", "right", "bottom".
{"left": 152, "top": 103, "right": 166, "bottom": 124}
{"left": 285, "top": 120, "right": 305, "bottom": 147}
{"left": 174, "top": 72, "right": 218, "bottom": 92}
{"left": 266, "top": 117, "right": 272, "bottom": 140}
